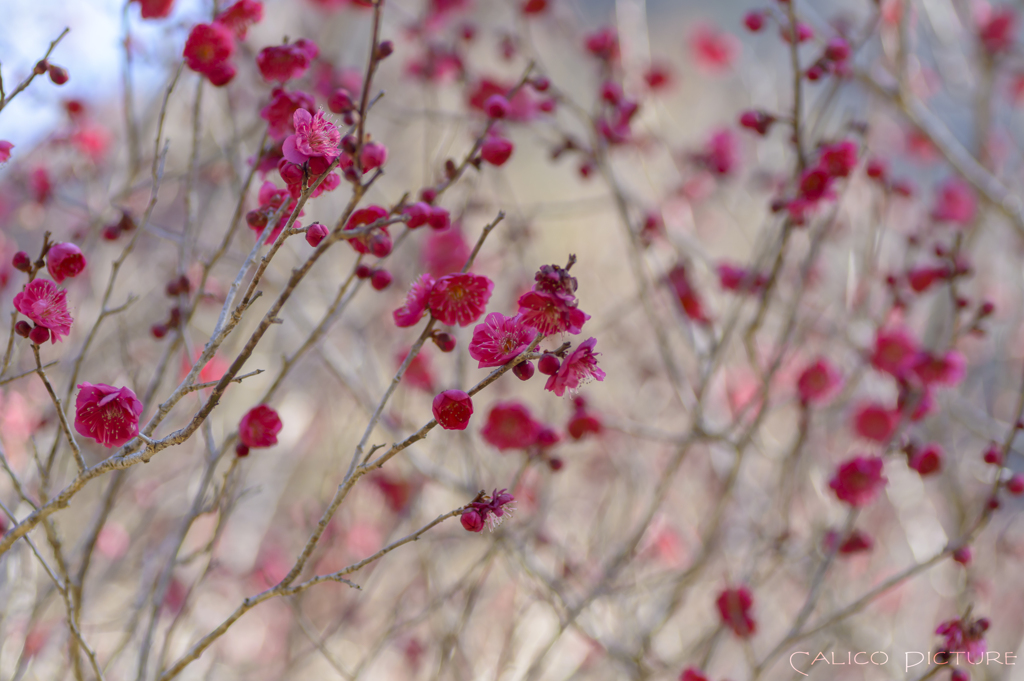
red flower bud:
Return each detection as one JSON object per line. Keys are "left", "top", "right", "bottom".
{"left": 370, "top": 269, "right": 393, "bottom": 290}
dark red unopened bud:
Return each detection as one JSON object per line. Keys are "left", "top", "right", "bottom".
{"left": 328, "top": 88, "right": 354, "bottom": 114}
{"left": 952, "top": 546, "right": 972, "bottom": 565}
{"left": 538, "top": 353, "right": 561, "bottom": 375}
{"left": 420, "top": 187, "right": 438, "bottom": 204}
{"left": 427, "top": 206, "right": 450, "bottom": 231}
{"left": 370, "top": 269, "right": 392, "bottom": 290}
{"left": 433, "top": 332, "right": 456, "bottom": 353}
{"left": 376, "top": 40, "right": 394, "bottom": 60}
{"left": 743, "top": 11, "right": 765, "bottom": 32}
{"left": 102, "top": 224, "right": 122, "bottom": 240}
{"left": 151, "top": 324, "right": 169, "bottom": 339}
{"left": 355, "top": 264, "right": 373, "bottom": 279}
{"left": 168, "top": 306, "right": 182, "bottom": 327}
{"left": 461, "top": 509, "right": 485, "bottom": 532}
{"left": 235, "top": 443, "right": 250, "bottom": 457}
{"left": 341, "top": 134, "right": 359, "bottom": 155}
{"left": 12, "top": 251, "right": 31, "bottom": 272}
{"left": 369, "top": 231, "right": 393, "bottom": 257}
{"left": 548, "top": 457, "right": 564, "bottom": 471}
{"left": 47, "top": 64, "right": 69, "bottom": 85}
{"left": 979, "top": 300, "right": 995, "bottom": 316}
{"left": 987, "top": 496, "right": 1001, "bottom": 510}
{"left": 15, "top": 321, "right": 32, "bottom": 337}
{"left": 34, "top": 60, "right": 48, "bottom": 75}
{"left": 246, "top": 209, "right": 268, "bottom": 228}
{"left": 343, "top": 111, "right": 356, "bottom": 126}
{"left": 1008, "top": 474, "right": 1024, "bottom": 495}
{"left": 983, "top": 444, "right": 1003, "bottom": 465}
{"left": 513, "top": 360, "right": 535, "bottom": 381}
{"left": 532, "top": 76, "right": 551, "bottom": 91}
{"left": 28, "top": 325, "right": 50, "bottom": 344}
{"left": 118, "top": 212, "right": 136, "bottom": 232}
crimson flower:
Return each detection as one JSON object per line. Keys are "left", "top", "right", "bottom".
{"left": 829, "top": 456, "right": 887, "bottom": 507}
{"left": 796, "top": 358, "right": 843, "bottom": 405}
{"left": 468, "top": 312, "right": 536, "bottom": 367}
{"left": 481, "top": 402, "right": 542, "bottom": 451}
{"left": 74, "top": 383, "right": 144, "bottom": 447}
{"left": 394, "top": 274, "right": 436, "bottom": 328}
{"left": 428, "top": 273, "right": 494, "bottom": 327}
{"left": 544, "top": 337, "right": 606, "bottom": 397}
{"left": 716, "top": 586, "right": 756, "bottom": 637}
{"left": 46, "top": 242, "right": 87, "bottom": 283}
{"left": 432, "top": 389, "right": 473, "bottom": 430}
{"left": 283, "top": 109, "right": 341, "bottom": 164}
{"left": 239, "top": 405, "right": 283, "bottom": 448}
{"left": 13, "top": 279, "right": 74, "bottom": 343}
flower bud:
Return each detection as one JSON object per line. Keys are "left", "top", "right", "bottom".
{"left": 484, "top": 94, "right": 510, "bottom": 119}
{"left": 12, "top": 251, "right": 31, "bottom": 272}
{"left": 305, "top": 222, "right": 329, "bottom": 247}
{"left": 370, "top": 269, "right": 392, "bottom": 290}
{"left": 47, "top": 64, "right": 69, "bottom": 85}
{"left": 376, "top": 40, "right": 394, "bottom": 60}
{"left": 15, "top": 321, "right": 32, "bottom": 337}
{"left": 1008, "top": 474, "right": 1024, "bottom": 495}
{"left": 327, "top": 88, "right": 354, "bottom": 114}
{"left": 235, "top": 443, "right": 250, "bottom": 457}
{"left": 355, "top": 264, "right": 373, "bottom": 279}
{"left": 28, "top": 325, "right": 50, "bottom": 344}
{"left": 513, "top": 360, "right": 535, "bottom": 381}
{"left": 460, "top": 509, "right": 484, "bottom": 532}
{"left": 538, "top": 353, "right": 561, "bottom": 375}
{"left": 433, "top": 332, "right": 456, "bottom": 352}
{"left": 151, "top": 324, "right": 168, "bottom": 339}
{"left": 369, "top": 231, "right": 393, "bottom": 258}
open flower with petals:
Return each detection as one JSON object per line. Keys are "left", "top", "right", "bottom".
{"left": 716, "top": 586, "right": 756, "bottom": 637}
{"left": 282, "top": 109, "right": 340, "bottom": 165}
{"left": 428, "top": 273, "right": 494, "bottom": 327}
{"left": 393, "top": 274, "right": 436, "bottom": 328}
{"left": 13, "top": 279, "right": 74, "bottom": 343}
{"left": 239, "top": 405, "right": 283, "bottom": 448}
{"left": 545, "top": 337, "right": 606, "bottom": 396}
{"left": 468, "top": 312, "right": 536, "bottom": 367}
{"left": 829, "top": 456, "right": 887, "bottom": 507}
{"left": 936, "top": 616, "right": 989, "bottom": 661}
{"left": 74, "top": 383, "right": 144, "bottom": 448}
{"left": 481, "top": 402, "right": 542, "bottom": 451}
{"left": 517, "top": 290, "right": 589, "bottom": 335}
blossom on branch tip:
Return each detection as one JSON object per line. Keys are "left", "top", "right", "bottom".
{"left": 13, "top": 280, "right": 73, "bottom": 343}
{"left": 215, "top": 0, "right": 263, "bottom": 39}
{"left": 544, "top": 337, "right": 605, "bottom": 397}
{"left": 461, "top": 488, "right": 516, "bottom": 532}
{"left": 829, "top": 456, "right": 887, "bottom": 507}
{"left": 183, "top": 23, "right": 236, "bottom": 85}
{"left": 239, "top": 405, "right": 283, "bottom": 448}
{"left": 716, "top": 586, "right": 756, "bottom": 637}
{"left": 481, "top": 402, "right": 541, "bottom": 451}
{"left": 46, "top": 243, "right": 86, "bottom": 283}
{"left": 74, "top": 383, "right": 144, "bottom": 447}
{"left": 257, "top": 39, "right": 318, "bottom": 83}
